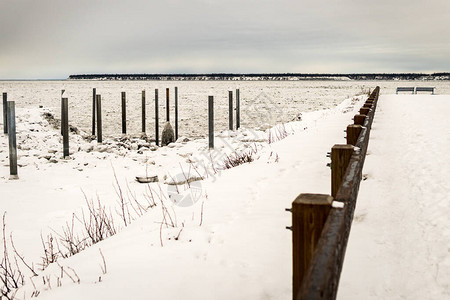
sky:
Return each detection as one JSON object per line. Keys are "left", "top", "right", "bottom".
{"left": 1, "top": 0, "right": 449, "bottom": 79}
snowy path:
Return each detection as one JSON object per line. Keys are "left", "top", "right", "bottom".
{"left": 338, "top": 95, "right": 450, "bottom": 299}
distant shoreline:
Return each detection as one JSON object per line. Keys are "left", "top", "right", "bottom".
{"left": 67, "top": 73, "right": 450, "bottom": 81}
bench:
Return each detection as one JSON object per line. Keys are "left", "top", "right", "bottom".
{"left": 415, "top": 87, "right": 435, "bottom": 94}
{"left": 396, "top": 87, "right": 415, "bottom": 94}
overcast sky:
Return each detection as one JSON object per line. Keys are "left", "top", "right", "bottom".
{"left": 1, "top": 0, "right": 449, "bottom": 79}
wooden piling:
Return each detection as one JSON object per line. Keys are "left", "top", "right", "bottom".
{"left": 155, "top": 89, "right": 159, "bottom": 146}
{"left": 96, "top": 95, "right": 102, "bottom": 143}
{"left": 236, "top": 88, "right": 240, "bottom": 129}
{"left": 346, "top": 124, "right": 362, "bottom": 146}
{"left": 166, "top": 88, "right": 170, "bottom": 122}
{"left": 175, "top": 87, "right": 178, "bottom": 140}
{"left": 60, "top": 90, "right": 64, "bottom": 135}
{"left": 229, "top": 90, "right": 233, "bottom": 130}
{"left": 62, "top": 98, "right": 69, "bottom": 158}
{"left": 121, "top": 91, "right": 126, "bottom": 134}
{"left": 291, "top": 193, "right": 333, "bottom": 299}
{"left": 331, "top": 144, "right": 354, "bottom": 198}
{"left": 142, "top": 90, "right": 146, "bottom": 133}
{"left": 354, "top": 114, "right": 366, "bottom": 126}
{"left": 2, "top": 93, "right": 7, "bottom": 134}
{"left": 92, "top": 88, "right": 96, "bottom": 135}
{"left": 7, "top": 101, "right": 18, "bottom": 179}
{"left": 208, "top": 96, "right": 214, "bottom": 149}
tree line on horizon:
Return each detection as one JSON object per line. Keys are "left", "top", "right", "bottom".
{"left": 68, "top": 72, "right": 450, "bottom": 80}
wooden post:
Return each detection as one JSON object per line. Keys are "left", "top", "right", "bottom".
{"left": 155, "top": 89, "right": 159, "bottom": 146}
{"left": 346, "top": 124, "right": 362, "bottom": 146}
{"left": 166, "top": 88, "right": 170, "bottom": 122}
{"left": 331, "top": 144, "right": 354, "bottom": 198}
{"left": 92, "top": 88, "right": 96, "bottom": 135}
{"left": 62, "top": 98, "right": 69, "bottom": 158}
{"left": 7, "top": 101, "right": 18, "bottom": 179}
{"left": 363, "top": 102, "right": 372, "bottom": 108}
{"left": 236, "top": 88, "right": 240, "bottom": 129}
{"left": 354, "top": 114, "right": 366, "bottom": 126}
{"left": 208, "top": 96, "right": 214, "bottom": 149}
{"left": 291, "top": 193, "right": 332, "bottom": 299}
{"left": 96, "top": 95, "right": 102, "bottom": 143}
{"left": 121, "top": 91, "right": 126, "bottom": 134}
{"left": 2, "top": 93, "right": 7, "bottom": 134}
{"left": 142, "top": 90, "right": 146, "bottom": 133}
{"left": 175, "top": 86, "right": 178, "bottom": 140}
{"left": 60, "top": 90, "right": 65, "bottom": 135}
{"left": 360, "top": 107, "right": 370, "bottom": 115}
{"left": 229, "top": 90, "right": 233, "bottom": 130}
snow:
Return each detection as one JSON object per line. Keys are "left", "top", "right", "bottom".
{"left": 338, "top": 95, "right": 450, "bottom": 299}
{"left": 1, "top": 84, "right": 449, "bottom": 299}
{"left": 1, "top": 81, "right": 368, "bottom": 299}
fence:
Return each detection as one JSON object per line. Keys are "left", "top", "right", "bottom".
{"left": 288, "top": 86, "right": 380, "bottom": 300}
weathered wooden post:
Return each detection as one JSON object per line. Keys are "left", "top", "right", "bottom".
{"left": 331, "top": 144, "right": 354, "bottom": 198}
{"left": 208, "top": 96, "right": 214, "bottom": 149}
{"left": 175, "top": 86, "right": 178, "bottom": 140}
{"left": 363, "top": 102, "right": 372, "bottom": 108}
{"left": 121, "top": 91, "right": 126, "bottom": 134}
{"left": 360, "top": 107, "right": 370, "bottom": 116}
{"left": 62, "top": 97, "right": 69, "bottom": 158}
{"left": 155, "top": 89, "right": 159, "bottom": 146}
{"left": 142, "top": 90, "right": 146, "bottom": 133}
{"left": 354, "top": 114, "right": 366, "bottom": 126}
{"left": 92, "top": 88, "right": 96, "bottom": 135}
{"left": 2, "top": 93, "right": 7, "bottom": 134}
{"left": 236, "top": 88, "right": 240, "bottom": 129}
{"left": 7, "top": 101, "right": 18, "bottom": 179}
{"left": 60, "top": 90, "right": 65, "bottom": 135}
{"left": 291, "top": 193, "right": 332, "bottom": 299}
{"left": 346, "top": 124, "right": 362, "bottom": 146}
{"left": 166, "top": 88, "right": 170, "bottom": 122}
{"left": 229, "top": 90, "right": 233, "bottom": 130}
{"left": 96, "top": 94, "right": 102, "bottom": 143}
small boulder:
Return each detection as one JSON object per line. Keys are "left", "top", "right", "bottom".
{"left": 161, "top": 122, "right": 175, "bottom": 146}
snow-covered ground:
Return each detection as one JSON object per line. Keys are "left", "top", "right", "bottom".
{"left": 338, "top": 95, "right": 450, "bottom": 299}
{"left": 1, "top": 84, "right": 366, "bottom": 299}
{"left": 1, "top": 87, "right": 448, "bottom": 299}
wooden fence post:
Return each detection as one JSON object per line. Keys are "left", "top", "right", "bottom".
{"left": 142, "top": 90, "right": 146, "bottom": 133}
{"left": 208, "top": 96, "right": 214, "bottom": 149}
{"left": 175, "top": 86, "right": 178, "bottom": 140}
{"left": 60, "top": 90, "right": 65, "bottom": 135}
{"left": 96, "top": 95, "right": 102, "bottom": 143}
{"left": 121, "top": 91, "right": 126, "bottom": 134}
{"left": 229, "top": 90, "right": 233, "bottom": 130}
{"left": 155, "top": 89, "right": 159, "bottom": 146}
{"left": 166, "top": 88, "right": 170, "bottom": 122}
{"left": 359, "top": 107, "right": 370, "bottom": 116}
{"left": 92, "top": 88, "right": 96, "bottom": 135}
{"left": 236, "top": 88, "right": 240, "bottom": 129}
{"left": 291, "top": 193, "right": 332, "bottom": 299}
{"left": 346, "top": 124, "right": 362, "bottom": 146}
{"left": 3, "top": 93, "right": 7, "bottom": 134}
{"left": 62, "top": 98, "right": 69, "bottom": 158}
{"left": 7, "top": 101, "right": 18, "bottom": 179}
{"left": 331, "top": 144, "right": 354, "bottom": 198}
{"left": 354, "top": 114, "right": 366, "bottom": 126}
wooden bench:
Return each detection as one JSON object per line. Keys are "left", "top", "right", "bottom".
{"left": 415, "top": 87, "right": 435, "bottom": 94}
{"left": 396, "top": 87, "right": 415, "bottom": 94}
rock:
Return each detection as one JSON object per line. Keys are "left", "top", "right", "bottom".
{"left": 161, "top": 122, "right": 175, "bottom": 146}
{"left": 136, "top": 175, "right": 159, "bottom": 183}
{"left": 176, "top": 136, "right": 190, "bottom": 143}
